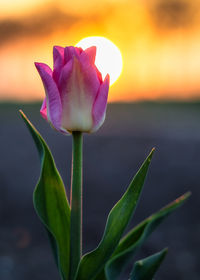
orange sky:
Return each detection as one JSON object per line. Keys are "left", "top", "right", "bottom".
{"left": 1, "top": 0, "right": 200, "bottom": 102}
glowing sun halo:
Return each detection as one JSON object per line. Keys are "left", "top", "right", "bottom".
{"left": 76, "top": 36, "right": 123, "bottom": 86}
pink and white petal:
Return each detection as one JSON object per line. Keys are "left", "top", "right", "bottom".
{"left": 59, "top": 56, "right": 96, "bottom": 131}
{"left": 94, "top": 64, "right": 103, "bottom": 83}
{"left": 53, "top": 46, "right": 64, "bottom": 67}
{"left": 40, "top": 98, "right": 48, "bottom": 120}
{"left": 52, "top": 46, "right": 64, "bottom": 84}
{"left": 59, "top": 59, "right": 73, "bottom": 99}
{"left": 59, "top": 55, "right": 100, "bottom": 104}
{"left": 83, "top": 46, "right": 96, "bottom": 65}
{"left": 35, "top": 62, "right": 53, "bottom": 76}
{"left": 76, "top": 47, "right": 83, "bottom": 55}
{"left": 79, "top": 53, "right": 100, "bottom": 100}
{"left": 35, "top": 62, "right": 63, "bottom": 132}
{"left": 91, "top": 74, "right": 110, "bottom": 132}
{"left": 80, "top": 47, "right": 102, "bottom": 82}
{"left": 64, "top": 46, "right": 82, "bottom": 64}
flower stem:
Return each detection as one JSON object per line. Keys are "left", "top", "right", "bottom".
{"left": 70, "top": 131, "right": 83, "bottom": 280}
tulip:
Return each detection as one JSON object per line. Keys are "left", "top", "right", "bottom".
{"left": 35, "top": 46, "right": 110, "bottom": 134}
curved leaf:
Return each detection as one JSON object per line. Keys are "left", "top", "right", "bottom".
{"left": 130, "top": 248, "right": 168, "bottom": 280}
{"left": 76, "top": 149, "right": 154, "bottom": 280}
{"left": 105, "top": 192, "right": 191, "bottom": 279}
{"left": 20, "top": 110, "right": 70, "bottom": 280}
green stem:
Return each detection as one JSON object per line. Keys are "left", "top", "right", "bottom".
{"left": 70, "top": 131, "right": 83, "bottom": 280}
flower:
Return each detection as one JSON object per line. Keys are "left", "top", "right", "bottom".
{"left": 35, "top": 46, "right": 110, "bottom": 133}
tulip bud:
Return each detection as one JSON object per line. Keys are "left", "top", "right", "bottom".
{"left": 35, "top": 46, "right": 110, "bottom": 134}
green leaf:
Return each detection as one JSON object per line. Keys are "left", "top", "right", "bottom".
{"left": 76, "top": 149, "right": 154, "bottom": 280}
{"left": 20, "top": 111, "right": 70, "bottom": 280}
{"left": 93, "top": 270, "right": 107, "bottom": 280}
{"left": 105, "top": 192, "right": 190, "bottom": 279}
{"left": 130, "top": 248, "right": 168, "bottom": 280}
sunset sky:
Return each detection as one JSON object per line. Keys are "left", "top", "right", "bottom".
{"left": 1, "top": 0, "right": 200, "bottom": 102}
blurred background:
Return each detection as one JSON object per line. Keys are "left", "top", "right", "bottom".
{"left": 1, "top": 0, "right": 200, "bottom": 101}
{"left": 0, "top": 0, "right": 200, "bottom": 279}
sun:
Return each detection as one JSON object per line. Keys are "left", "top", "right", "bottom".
{"left": 76, "top": 36, "right": 123, "bottom": 86}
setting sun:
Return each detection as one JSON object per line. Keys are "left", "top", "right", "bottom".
{"left": 76, "top": 36, "right": 123, "bottom": 86}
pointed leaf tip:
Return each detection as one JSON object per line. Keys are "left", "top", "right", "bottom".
{"left": 130, "top": 248, "right": 168, "bottom": 280}
{"left": 177, "top": 191, "right": 191, "bottom": 201}
{"left": 19, "top": 110, "right": 38, "bottom": 134}
{"left": 19, "top": 109, "right": 26, "bottom": 120}
{"left": 149, "top": 148, "right": 155, "bottom": 159}
{"left": 104, "top": 190, "right": 190, "bottom": 280}
{"left": 76, "top": 150, "right": 154, "bottom": 280}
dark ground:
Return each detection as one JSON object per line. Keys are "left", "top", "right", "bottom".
{"left": 0, "top": 101, "right": 199, "bottom": 280}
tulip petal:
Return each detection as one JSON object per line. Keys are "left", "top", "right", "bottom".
{"left": 35, "top": 62, "right": 63, "bottom": 132}
{"left": 94, "top": 65, "right": 103, "bottom": 83}
{"left": 53, "top": 46, "right": 65, "bottom": 84}
{"left": 59, "top": 57, "right": 90, "bottom": 131}
{"left": 92, "top": 74, "right": 110, "bottom": 132}
{"left": 80, "top": 46, "right": 102, "bottom": 82}
{"left": 64, "top": 46, "right": 82, "bottom": 64}
{"left": 84, "top": 46, "right": 96, "bottom": 65}
{"left": 59, "top": 55, "right": 100, "bottom": 132}
{"left": 79, "top": 51, "right": 101, "bottom": 96}
{"left": 40, "top": 98, "right": 48, "bottom": 121}
{"left": 63, "top": 47, "right": 100, "bottom": 100}
{"left": 58, "top": 59, "right": 73, "bottom": 99}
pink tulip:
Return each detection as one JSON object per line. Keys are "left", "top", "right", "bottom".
{"left": 35, "top": 46, "right": 110, "bottom": 134}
